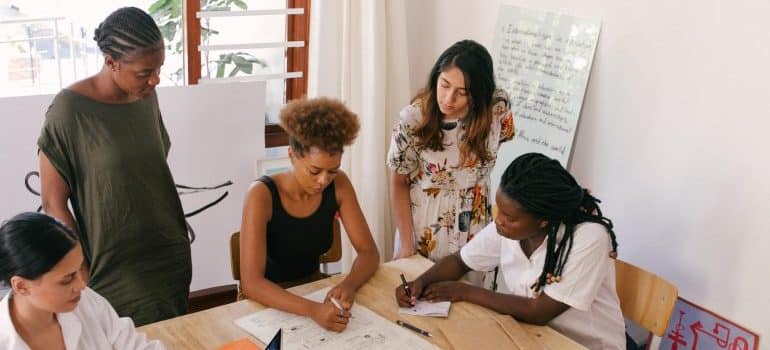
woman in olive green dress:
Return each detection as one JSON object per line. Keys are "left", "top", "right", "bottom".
{"left": 37, "top": 7, "right": 190, "bottom": 326}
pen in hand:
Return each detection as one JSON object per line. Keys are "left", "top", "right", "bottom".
{"left": 400, "top": 273, "right": 412, "bottom": 298}
{"left": 330, "top": 297, "right": 353, "bottom": 318}
{"left": 330, "top": 297, "right": 344, "bottom": 310}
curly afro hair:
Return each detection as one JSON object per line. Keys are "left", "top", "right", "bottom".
{"left": 280, "top": 97, "right": 360, "bottom": 156}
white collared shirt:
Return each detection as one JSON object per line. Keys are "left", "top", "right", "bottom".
{"left": 460, "top": 222, "right": 626, "bottom": 350}
{"left": 0, "top": 287, "right": 165, "bottom": 350}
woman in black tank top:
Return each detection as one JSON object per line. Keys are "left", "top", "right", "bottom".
{"left": 239, "top": 98, "right": 380, "bottom": 333}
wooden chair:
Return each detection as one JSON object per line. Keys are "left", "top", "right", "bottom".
{"left": 615, "top": 259, "right": 678, "bottom": 337}
{"left": 229, "top": 219, "right": 343, "bottom": 290}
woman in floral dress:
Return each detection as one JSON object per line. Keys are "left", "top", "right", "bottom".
{"left": 388, "top": 40, "right": 515, "bottom": 280}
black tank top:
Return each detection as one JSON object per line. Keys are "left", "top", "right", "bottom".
{"left": 258, "top": 176, "right": 337, "bottom": 283}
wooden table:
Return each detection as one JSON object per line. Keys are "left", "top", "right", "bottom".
{"left": 138, "top": 255, "right": 585, "bottom": 349}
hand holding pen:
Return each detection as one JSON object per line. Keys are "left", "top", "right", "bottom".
{"left": 310, "top": 299, "right": 351, "bottom": 332}
{"left": 395, "top": 273, "right": 424, "bottom": 307}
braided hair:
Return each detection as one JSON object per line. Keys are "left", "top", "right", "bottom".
{"left": 94, "top": 7, "right": 163, "bottom": 60}
{"left": 499, "top": 153, "right": 618, "bottom": 293}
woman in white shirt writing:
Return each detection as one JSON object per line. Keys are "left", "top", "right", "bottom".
{"left": 396, "top": 153, "right": 626, "bottom": 349}
{"left": 0, "top": 212, "right": 164, "bottom": 350}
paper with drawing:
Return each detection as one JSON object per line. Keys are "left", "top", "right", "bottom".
{"left": 234, "top": 287, "right": 437, "bottom": 350}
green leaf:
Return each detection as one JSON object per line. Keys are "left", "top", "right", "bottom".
{"left": 232, "top": 54, "right": 248, "bottom": 66}
{"left": 170, "top": 5, "right": 182, "bottom": 19}
{"left": 236, "top": 53, "right": 268, "bottom": 68}
{"left": 232, "top": 0, "right": 247, "bottom": 10}
{"left": 253, "top": 58, "right": 268, "bottom": 68}
{"left": 148, "top": 0, "right": 172, "bottom": 15}
{"left": 159, "top": 21, "right": 178, "bottom": 42}
{"left": 239, "top": 63, "right": 253, "bottom": 74}
{"left": 204, "top": 5, "right": 229, "bottom": 11}
{"left": 216, "top": 62, "right": 226, "bottom": 78}
{"left": 154, "top": 8, "right": 172, "bottom": 20}
{"left": 228, "top": 66, "right": 241, "bottom": 77}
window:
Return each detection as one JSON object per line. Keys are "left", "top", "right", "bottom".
{"left": 0, "top": 0, "right": 310, "bottom": 147}
{"left": 0, "top": 1, "right": 183, "bottom": 96}
{"left": 183, "top": 0, "right": 309, "bottom": 147}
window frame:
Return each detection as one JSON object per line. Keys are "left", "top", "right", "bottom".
{"left": 184, "top": 0, "right": 310, "bottom": 147}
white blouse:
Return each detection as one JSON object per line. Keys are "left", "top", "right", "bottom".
{"left": 0, "top": 287, "right": 165, "bottom": 350}
{"left": 460, "top": 222, "right": 626, "bottom": 350}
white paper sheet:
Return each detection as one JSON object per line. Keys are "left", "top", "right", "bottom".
{"left": 398, "top": 300, "right": 451, "bottom": 318}
{"left": 234, "top": 287, "right": 437, "bottom": 350}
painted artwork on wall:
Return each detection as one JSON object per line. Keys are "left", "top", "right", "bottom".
{"left": 658, "top": 298, "right": 759, "bottom": 350}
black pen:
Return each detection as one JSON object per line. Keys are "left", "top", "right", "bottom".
{"left": 396, "top": 320, "right": 432, "bottom": 337}
{"left": 400, "top": 273, "right": 412, "bottom": 298}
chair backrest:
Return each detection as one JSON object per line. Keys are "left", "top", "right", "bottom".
{"left": 615, "top": 259, "right": 678, "bottom": 336}
{"left": 229, "top": 219, "right": 343, "bottom": 281}
{"left": 229, "top": 231, "right": 241, "bottom": 281}
{"left": 320, "top": 219, "right": 342, "bottom": 264}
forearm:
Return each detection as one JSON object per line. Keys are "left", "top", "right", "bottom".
{"left": 242, "top": 277, "right": 319, "bottom": 317}
{"left": 339, "top": 248, "right": 379, "bottom": 290}
{"left": 463, "top": 287, "right": 551, "bottom": 325}
{"left": 390, "top": 175, "right": 414, "bottom": 246}
{"left": 416, "top": 253, "right": 470, "bottom": 286}
{"left": 42, "top": 201, "right": 78, "bottom": 233}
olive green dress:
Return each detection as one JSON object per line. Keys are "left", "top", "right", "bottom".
{"left": 38, "top": 89, "right": 191, "bottom": 326}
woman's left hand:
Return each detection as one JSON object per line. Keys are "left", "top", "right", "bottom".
{"left": 422, "top": 281, "right": 468, "bottom": 302}
{"left": 325, "top": 282, "right": 356, "bottom": 310}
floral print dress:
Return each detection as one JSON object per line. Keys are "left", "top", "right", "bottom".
{"left": 388, "top": 89, "right": 515, "bottom": 262}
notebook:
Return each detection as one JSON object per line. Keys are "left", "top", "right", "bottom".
{"left": 398, "top": 300, "right": 451, "bottom": 317}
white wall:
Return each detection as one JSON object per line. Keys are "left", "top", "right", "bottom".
{"left": 404, "top": 0, "right": 770, "bottom": 342}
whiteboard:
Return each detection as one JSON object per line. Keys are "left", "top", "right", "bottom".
{"left": 0, "top": 82, "right": 266, "bottom": 290}
{"left": 490, "top": 6, "right": 600, "bottom": 192}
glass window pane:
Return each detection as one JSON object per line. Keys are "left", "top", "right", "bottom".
{"left": 265, "top": 78, "right": 286, "bottom": 124}
{"left": 204, "top": 15, "right": 286, "bottom": 45}
{"left": 241, "top": 0, "right": 287, "bottom": 11}
{"left": 202, "top": 47, "right": 287, "bottom": 124}
{"left": 202, "top": 48, "right": 286, "bottom": 79}
{"left": 199, "top": 0, "right": 293, "bottom": 124}
{"left": 0, "top": 0, "right": 184, "bottom": 98}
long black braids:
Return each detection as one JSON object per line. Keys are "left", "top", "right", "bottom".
{"left": 94, "top": 7, "right": 163, "bottom": 60}
{"left": 499, "top": 153, "right": 618, "bottom": 294}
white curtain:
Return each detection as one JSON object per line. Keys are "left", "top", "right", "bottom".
{"left": 308, "top": 0, "right": 411, "bottom": 271}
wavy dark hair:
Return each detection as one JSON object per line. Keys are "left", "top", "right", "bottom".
{"left": 499, "top": 153, "right": 618, "bottom": 293}
{"left": 0, "top": 212, "right": 79, "bottom": 286}
{"left": 413, "top": 40, "right": 496, "bottom": 164}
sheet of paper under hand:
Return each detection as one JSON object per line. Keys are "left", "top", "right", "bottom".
{"left": 398, "top": 300, "right": 451, "bottom": 317}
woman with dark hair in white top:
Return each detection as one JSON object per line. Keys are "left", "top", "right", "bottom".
{"left": 396, "top": 153, "right": 625, "bottom": 349}
{"left": 0, "top": 212, "right": 164, "bottom": 350}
